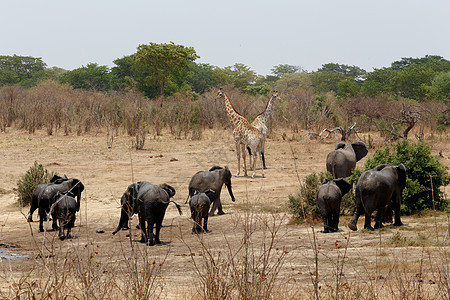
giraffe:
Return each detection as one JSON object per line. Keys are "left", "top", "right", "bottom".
{"left": 215, "top": 88, "right": 264, "bottom": 178}
{"left": 248, "top": 91, "right": 280, "bottom": 169}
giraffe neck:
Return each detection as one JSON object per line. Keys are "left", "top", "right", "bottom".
{"left": 222, "top": 93, "right": 246, "bottom": 129}
{"left": 257, "top": 95, "right": 276, "bottom": 124}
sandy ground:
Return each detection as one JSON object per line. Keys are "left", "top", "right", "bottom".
{"left": 0, "top": 128, "right": 449, "bottom": 298}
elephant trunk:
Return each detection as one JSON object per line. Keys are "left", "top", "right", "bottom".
{"left": 113, "top": 207, "right": 129, "bottom": 235}
{"left": 226, "top": 184, "right": 235, "bottom": 202}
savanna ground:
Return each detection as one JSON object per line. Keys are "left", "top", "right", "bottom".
{"left": 0, "top": 127, "right": 449, "bottom": 299}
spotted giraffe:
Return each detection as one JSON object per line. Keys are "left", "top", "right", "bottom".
{"left": 248, "top": 91, "right": 280, "bottom": 169}
{"left": 215, "top": 88, "right": 264, "bottom": 178}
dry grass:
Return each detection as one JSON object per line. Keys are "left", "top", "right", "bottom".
{"left": 0, "top": 124, "right": 449, "bottom": 299}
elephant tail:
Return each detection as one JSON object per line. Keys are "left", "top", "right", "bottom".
{"left": 170, "top": 201, "right": 183, "bottom": 216}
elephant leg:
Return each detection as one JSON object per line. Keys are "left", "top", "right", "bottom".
{"left": 348, "top": 207, "right": 360, "bottom": 231}
{"left": 28, "top": 201, "right": 38, "bottom": 222}
{"left": 147, "top": 222, "right": 156, "bottom": 246}
{"left": 58, "top": 220, "right": 65, "bottom": 240}
{"left": 217, "top": 199, "right": 224, "bottom": 215}
{"left": 322, "top": 214, "right": 330, "bottom": 233}
{"left": 374, "top": 209, "right": 384, "bottom": 229}
{"left": 332, "top": 212, "right": 339, "bottom": 232}
{"left": 364, "top": 212, "right": 374, "bottom": 231}
{"left": 209, "top": 197, "right": 220, "bottom": 216}
{"left": 139, "top": 214, "right": 147, "bottom": 244}
{"left": 192, "top": 211, "right": 197, "bottom": 233}
{"left": 393, "top": 195, "right": 403, "bottom": 227}
{"left": 51, "top": 212, "right": 58, "bottom": 231}
{"left": 154, "top": 220, "right": 162, "bottom": 244}
{"left": 203, "top": 216, "right": 209, "bottom": 233}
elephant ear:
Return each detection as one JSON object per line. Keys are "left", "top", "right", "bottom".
{"left": 322, "top": 178, "right": 330, "bottom": 185}
{"left": 204, "top": 189, "right": 216, "bottom": 203}
{"left": 351, "top": 141, "right": 368, "bottom": 162}
{"left": 160, "top": 183, "right": 176, "bottom": 198}
{"left": 51, "top": 175, "right": 66, "bottom": 184}
{"left": 334, "top": 178, "right": 352, "bottom": 196}
{"left": 335, "top": 142, "right": 347, "bottom": 150}
{"left": 397, "top": 164, "right": 407, "bottom": 190}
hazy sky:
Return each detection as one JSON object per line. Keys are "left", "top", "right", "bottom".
{"left": 2, "top": 0, "right": 449, "bottom": 75}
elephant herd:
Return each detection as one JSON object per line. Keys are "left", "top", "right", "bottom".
{"left": 27, "top": 140, "right": 407, "bottom": 243}
{"left": 28, "top": 166, "right": 235, "bottom": 245}
{"left": 319, "top": 141, "right": 406, "bottom": 233}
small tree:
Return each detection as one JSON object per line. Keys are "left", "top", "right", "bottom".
{"left": 365, "top": 139, "right": 449, "bottom": 214}
{"left": 14, "top": 161, "right": 57, "bottom": 206}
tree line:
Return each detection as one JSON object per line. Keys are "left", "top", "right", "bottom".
{"left": 1, "top": 43, "right": 449, "bottom": 103}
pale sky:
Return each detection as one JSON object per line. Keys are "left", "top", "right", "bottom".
{"left": 2, "top": 0, "right": 449, "bottom": 75}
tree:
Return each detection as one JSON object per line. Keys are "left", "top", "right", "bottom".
{"left": 391, "top": 55, "right": 450, "bottom": 71}
{"left": 60, "top": 63, "right": 112, "bottom": 91}
{"left": 134, "top": 42, "right": 199, "bottom": 100}
{"left": 0, "top": 55, "right": 47, "bottom": 87}
{"left": 389, "top": 65, "right": 435, "bottom": 101}
{"left": 270, "top": 64, "right": 302, "bottom": 78}
{"left": 318, "top": 63, "right": 366, "bottom": 82}
{"left": 175, "top": 62, "right": 223, "bottom": 94}
{"left": 220, "top": 63, "right": 258, "bottom": 90}
{"left": 429, "top": 71, "right": 450, "bottom": 103}
{"left": 363, "top": 67, "right": 395, "bottom": 96}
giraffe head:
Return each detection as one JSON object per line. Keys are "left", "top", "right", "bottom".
{"left": 215, "top": 88, "right": 225, "bottom": 100}
{"left": 272, "top": 90, "right": 280, "bottom": 99}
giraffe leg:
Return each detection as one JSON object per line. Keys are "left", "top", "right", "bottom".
{"left": 241, "top": 144, "right": 248, "bottom": 177}
{"left": 260, "top": 150, "right": 264, "bottom": 178}
{"left": 235, "top": 142, "right": 241, "bottom": 176}
{"left": 251, "top": 151, "right": 257, "bottom": 178}
{"left": 246, "top": 146, "right": 253, "bottom": 170}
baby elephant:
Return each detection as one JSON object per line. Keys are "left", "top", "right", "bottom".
{"left": 52, "top": 191, "right": 77, "bottom": 240}
{"left": 317, "top": 178, "right": 352, "bottom": 233}
{"left": 190, "top": 190, "right": 216, "bottom": 233}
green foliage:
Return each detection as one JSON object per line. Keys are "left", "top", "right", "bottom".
{"left": 134, "top": 42, "right": 199, "bottom": 97}
{"left": 243, "top": 84, "right": 271, "bottom": 95}
{"left": 14, "top": 161, "right": 57, "bottom": 206}
{"left": 0, "top": 55, "right": 48, "bottom": 87}
{"left": 270, "top": 64, "right": 302, "bottom": 78}
{"left": 429, "top": 71, "right": 450, "bottom": 103}
{"left": 220, "top": 63, "right": 257, "bottom": 90}
{"left": 60, "top": 63, "right": 112, "bottom": 91}
{"left": 288, "top": 172, "right": 332, "bottom": 221}
{"left": 364, "top": 139, "right": 449, "bottom": 214}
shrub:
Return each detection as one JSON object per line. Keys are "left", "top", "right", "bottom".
{"left": 288, "top": 172, "right": 331, "bottom": 221}
{"left": 364, "top": 139, "right": 449, "bottom": 214}
{"left": 14, "top": 161, "right": 57, "bottom": 206}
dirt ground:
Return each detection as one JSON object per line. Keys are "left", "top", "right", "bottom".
{"left": 0, "top": 128, "right": 449, "bottom": 299}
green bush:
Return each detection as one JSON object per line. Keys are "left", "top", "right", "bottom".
{"left": 14, "top": 161, "right": 57, "bottom": 206}
{"left": 364, "top": 139, "right": 449, "bottom": 214}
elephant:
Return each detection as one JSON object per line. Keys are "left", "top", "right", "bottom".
{"left": 317, "top": 178, "right": 352, "bottom": 233}
{"left": 36, "top": 177, "right": 84, "bottom": 232}
{"left": 348, "top": 164, "right": 406, "bottom": 231}
{"left": 189, "top": 189, "right": 216, "bottom": 233}
{"left": 187, "top": 166, "right": 235, "bottom": 216}
{"left": 27, "top": 174, "right": 69, "bottom": 222}
{"left": 51, "top": 191, "right": 77, "bottom": 240}
{"left": 326, "top": 141, "right": 368, "bottom": 178}
{"left": 112, "top": 182, "right": 182, "bottom": 246}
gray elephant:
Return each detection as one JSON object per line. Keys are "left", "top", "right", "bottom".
{"left": 317, "top": 178, "right": 352, "bottom": 233}
{"left": 112, "top": 182, "right": 182, "bottom": 246}
{"left": 326, "top": 141, "right": 368, "bottom": 178}
{"left": 187, "top": 166, "right": 235, "bottom": 216}
{"left": 27, "top": 174, "right": 69, "bottom": 222}
{"left": 36, "top": 177, "right": 84, "bottom": 232}
{"left": 190, "top": 189, "right": 216, "bottom": 233}
{"left": 348, "top": 164, "right": 406, "bottom": 231}
{"left": 51, "top": 191, "right": 77, "bottom": 240}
